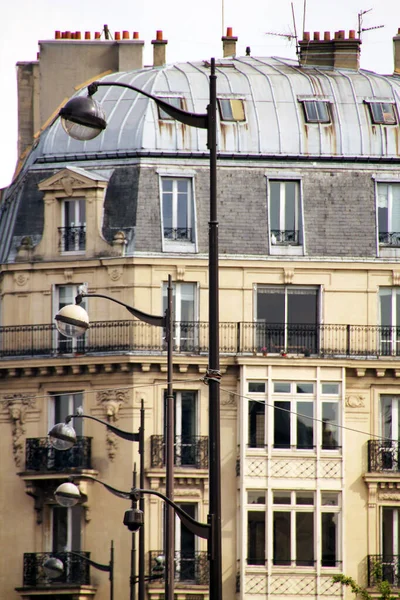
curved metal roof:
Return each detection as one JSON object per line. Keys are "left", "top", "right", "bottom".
{"left": 40, "top": 56, "right": 400, "bottom": 160}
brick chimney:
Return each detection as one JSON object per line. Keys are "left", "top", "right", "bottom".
{"left": 152, "top": 30, "right": 167, "bottom": 67}
{"left": 299, "top": 30, "right": 361, "bottom": 70}
{"left": 394, "top": 28, "right": 400, "bottom": 74}
{"left": 222, "top": 27, "right": 238, "bottom": 58}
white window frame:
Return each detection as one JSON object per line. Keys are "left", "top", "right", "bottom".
{"left": 162, "top": 281, "right": 198, "bottom": 351}
{"left": 272, "top": 382, "right": 315, "bottom": 451}
{"left": 52, "top": 284, "right": 88, "bottom": 353}
{"left": 50, "top": 504, "right": 82, "bottom": 552}
{"left": 379, "top": 288, "right": 400, "bottom": 355}
{"left": 377, "top": 182, "right": 400, "bottom": 247}
{"left": 266, "top": 177, "right": 305, "bottom": 256}
{"left": 60, "top": 198, "right": 86, "bottom": 254}
{"left": 160, "top": 176, "right": 196, "bottom": 253}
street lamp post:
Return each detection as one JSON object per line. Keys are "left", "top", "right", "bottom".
{"left": 43, "top": 541, "right": 114, "bottom": 600}
{"left": 58, "top": 56, "right": 222, "bottom": 600}
{"left": 52, "top": 284, "right": 175, "bottom": 600}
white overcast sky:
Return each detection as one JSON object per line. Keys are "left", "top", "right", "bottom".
{"left": 0, "top": 0, "right": 399, "bottom": 188}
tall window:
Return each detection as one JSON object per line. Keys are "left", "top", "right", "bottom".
{"left": 379, "top": 288, "right": 400, "bottom": 355}
{"left": 163, "top": 282, "right": 197, "bottom": 351}
{"left": 247, "top": 491, "right": 266, "bottom": 565}
{"left": 269, "top": 180, "right": 302, "bottom": 246}
{"left": 321, "top": 492, "right": 340, "bottom": 567}
{"left": 175, "top": 503, "right": 197, "bottom": 581}
{"left": 273, "top": 491, "right": 314, "bottom": 566}
{"left": 54, "top": 285, "right": 87, "bottom": 353}
{"left": 377, "top": 183, "right": 400, "bottom": 246}
{"left": 50, "top": 393, "right": 83, "bottom": 436}
{"left": 273, "top": 382, "right": 314, "bottom": 450}
{"left": 161, "top": 178, "right": 194, "bottom": 245}
{"left": 164, "top": 391, "right": 199, "bottom": 466}
{"left": 256, "top": 286, "right": 319, "bottom": 354}
{"left": 51, "top": 505, "right": 82, "bottom": 552}
{"left": 60, "top": 198, "right": 86, "bottom": 252}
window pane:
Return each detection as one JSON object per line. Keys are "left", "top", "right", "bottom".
{"left": 249, "top": 401, "right": 265, "bottom": 447}
{"left": 304, "top": 101, "right": 318, "bottom": 121}
{"left": 296, "top": 492, "right": 314, "bottom": 505}
{"left": 249, "top": 382, "right": 266, "bottom": 393}
{"left": 296, "top": 383, "right": 314, "bottom": 394}
{"left": 378, "top": 184, "right": 389, "bottom": 234}
{"left": 382, "top": 507, "right": 394, "bottom": 556}
{"left": 269, "top": 182, "right": 281, "bottom": 231}
{"left": 158, "top": 97, "right": 182, "bottom": 120}
{"left": 288, "top": 289, "right": 318, "bottom": 324}
{"left": 297, "top": 402, "right": 314, "bottom": 449}
{"left": 273, "top": 491, "right": 291, "bottom": 504}
{"left": 284, "top": 181, "right": 297, "bottom": 231}
{"left": 322, "top": 383, "right": 339, "bottom": 395}
{"left": 380, "top": 288, "right": 392, "bottom": 326}
{"left": 248, "top": 491, "right": 266, "bottom": 504}
{"left": 322, "top": 403, "right": 339, "bottom": 449}
{"left": 52, "top": 506, "right": 68, "bottom": 552}
{"left": 274, "top": 382, "right": 291, "bottom": 393}
{"left": 321, "top": 492, "right": 339, "bottom": 506}
{"left": 273, "top": 512, "right": 291, "bottom": 565}
{"left": 231, "top": 99, "right": 245, "bottom": 121}
{"left": 274, "top": 401, "right": 290, "bottom": 448}
{"left": 322, "top": 513, "right": 337, "bottom": 566}
{"left": 248, "top": 512, "right": 265, "bottom": 565}
{"left": 71, "top": 505, "right": 82, "bottom": 551}
{"left": 257, "top": 287, "right": 285, "bottom": 323}
{"left": 218, "top": 99, "right": 233, "bottom": 120}
{"left": 381, "top": 396, "right": 393, "bottom": 439}
{"left": 296, "top": 512, "right": 314, "bottom": 566}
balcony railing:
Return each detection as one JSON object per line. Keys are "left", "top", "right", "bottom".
{"left": 148, "top": 550, "right": 209, "bottom": 585}
{"left": 163, "top": 227, "right": 193, "bottom": 242}
{"left": 368, "top": 555, "right": 400, "bottom": 587}
{"left": 368, "top": 440, "right": 400, "bottom": 472}
{"left": 23, "top": 551, "right": 90, "bottom": 586}
{"left": 151, "top": 435, "right": 208, "bottom": 469}
{"left": 58, "top": 226, "right": 86, "bottom": 252}
{"left": 2, "top": 321, "right": 400, "bottom": 359}
{"left": 25, "top": 437, "right": 92, "bottom": 472}
{"left": 271, "top": 229, "right": 300, "bottom": 245}
{"left": 379, "top": 232, "right": 400, "bottom": 246}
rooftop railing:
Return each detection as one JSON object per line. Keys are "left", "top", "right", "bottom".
{"left": 0, "top": 321, "right": 400, "bottom": 359}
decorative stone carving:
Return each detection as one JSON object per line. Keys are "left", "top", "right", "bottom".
{"left": 221, "top": 392, "right": 236, "bottom": 406}
{"left": 15, "top": 237, "right": 34, "bottom": 262}
{"left": 283, "top": 268, "right": 295, "bottom": 284}
{"left": 393, "top": 270, "right": 400, "bottom": 286}
{"left": 378, "top": 492, "right": 400, "bottom": 501}
{"left": 111, "top": 232, "right": 126, "bottom": 257}
{"left": 96, "top": 389, "right": 129, "bottom": 460}
{"left": 108, "top": 266, "right": 123, "bottom": 281}
{"left": 2, "top": 394, "right": 36, "bottom": 468}
{"left": 345, "top": 394, "right": 366, "bottom": 408}
{"left": 63, "top": 269, "right": 73, "bottom": 282}
{"left": 176, "top": 267, "right": 185, "bottom": 281}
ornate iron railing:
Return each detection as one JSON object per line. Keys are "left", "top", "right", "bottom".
{"left": 148, "top": 551, "right": 209, "bottom": 585}
{"left": 368, "top": 440, "right": 400, "bottom": 472}
{"left": 58, "top": 226, "right": 86, "bottom": 252}
{"left": 23, "top": 551, "right": 90, "bottom": 586}
{"left": 368, "top": 555, "right": 400, "bottom": 587}
{"left": 150, "top": 435, "right": 208, "bottom": 469}
{"left": 271, "top": 229, "right": 299, "bottom": 245}
{"left": 379, "top": 232, "right": 400, "bottom": 246}
{"left": 1, "top": 321, "right": 400, "bottom": 359}
{"left": 163, "top": 227, "right": 193, "bottom": 242}
{"left": 25, "top": 437, "right": 92, "bottom": 472}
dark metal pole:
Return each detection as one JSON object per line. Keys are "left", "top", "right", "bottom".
{"left": 139, "top": 401, "right": 145, "bottom": 600}
{"left": 110, "top": 540, "right": 114, "bottom": 600}
{"left": 208, "top": 57, "right": 222, "bottom": 600}
{"left": 130, "top": 466, "right": 137, "bottom": 600}
{"left": 165, "top": 274, "right": 175, "bottom": 600}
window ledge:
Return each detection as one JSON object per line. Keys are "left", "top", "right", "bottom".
{"left": 163, "top": 240, "right": 197, "bottom": 253}
{"left": 270, "top": 245, "right": 304, "bottom": 256}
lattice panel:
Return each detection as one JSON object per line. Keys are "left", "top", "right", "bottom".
{"left": 245, "top": 573, "right": 268, "bottom": 594}
{"left": 319, "top": 459, "right": 342, "bottom": 478}
{"left": 246, "top": 457, "right": 267, "bottom": 477}
{"left": 270, "top": 458, "right": 316, "bottom": 478}
{"left": 319, "top": 575, "right": 343, "bottom": 596}
{"left": 270, "top": 574, "right": 316, "bottom": 595}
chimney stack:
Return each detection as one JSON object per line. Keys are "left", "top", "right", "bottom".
{"left": 394, "top": 28, "right": 400, "bottom": 74}
{"left": 222, "top": 27, "right": 238, "bottom": 57}
{"left": 152, "top": 30, "right": 167, "bottom": 67}
{"left": 299, "top": 29, "right": 361, "bottom": 70}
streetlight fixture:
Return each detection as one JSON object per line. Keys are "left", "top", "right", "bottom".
{"left": 58, "top": 57, "right": 222, "bottom": 600}
{"left": 43, "top": 541, "right": 114, "bottom": 600}
{"left": 52, "top": 280, "right": 175, "bottom": 600}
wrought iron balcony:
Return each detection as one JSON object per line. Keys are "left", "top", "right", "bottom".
{"left": 368, "top": 440, "right": 400, "bottom": 472}
{"left": 25, "top": 437, "right": 92, "bottom": 472}
{"left": 2, "top": 321, "right": 400, "bottom": 359}
{"left": 148, "top": 550, "right": 209, "bottom": 585}
{"left": 163, "top": 227, "right": 193, "bottom": 241}
{"left": 58, "top": 226, "right": 86, "bottom": 252}
{"left": 271, "top": 229, "right": 300, "bottom": 245}
{"left": 379, "top": 232, "right": 400, "bottom": 246}
{"left": 23, "top": 551, "right": 90, "bottom": 587}
{"left": 150, "top": 435, "right": 208, "bottom": 469}
{"left": 368, "top": 555, "right": 400, "bottom": 587}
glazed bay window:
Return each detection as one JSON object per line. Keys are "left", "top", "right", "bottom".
{"left": 273, "top": 382, "right": 314, "bottom": 450}
{"left": 161, "top": 177, "right": 195, "bottom": 246}
{"left": 59, "top": 198, "right": 86, "bottom": 252}
{"left": 273, "top": 491, "right": 314, "bottom": 567}
{"left": 377, "top": 183, "right": 400, "bottom": 246}
{"left": 321, "top": 383, "right": 340, "bottom": 450}
{"left": 321, "top": 492, "right": 340, "bottom": 567}
{"left": 379, "top": 288, "right": 400, "bottom": 355}
{"left": 269, "top": 180, "right": 302, "bottom": 247}
{"left": 247, "top": 491, "right": 266, "bottom": 565}
{"left": 248, "top": 381, "right": 266, "bottom": 448}
{"left": 256, "top": 285, "right": 319, "bottom": 354}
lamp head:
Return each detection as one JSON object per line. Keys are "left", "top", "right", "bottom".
{"left": 48, "top": 420, "right": 77, "bottom": 450}
{"left": 43, "top": 557, "right": 64, "bottom": 579}
{"left": 54, "top": 303, "right": 89, "bottom": 339}
{"left": 59, "top": 95, "right": 107, "bottom": 141}
{"left": 152, "top": 554, "right": 165, "bottom": 576}
{"left": 55, "top": 482, "right": 81, "bottom": 507}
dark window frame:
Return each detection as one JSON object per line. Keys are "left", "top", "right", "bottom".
{"left": 367, "top": 101, "right": 398, "bottom": 125}
{"left": 301, "top": 100, "right": 331, "bottom": 124}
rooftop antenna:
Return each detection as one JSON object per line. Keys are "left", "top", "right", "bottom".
{"left": 357, "top": 9, "right": 384, "bottom": 41}
{"left": 265, "top": 3, "right": 299, "bottom": 54}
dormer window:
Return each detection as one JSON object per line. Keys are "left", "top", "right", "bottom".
{"left": 157, "top": 97, "right": 183, "bottom": 120}
{"left": 59, "top": 198, "right": 86, "bottom": 253}
{"left": 301, "top": 100, "right": 331, "bottom": 124}
{"left": 367, "top": 101, "right": 397, "bottom": 125}
{"left": 217, "top": 98, "right": 246, "bottom": 122}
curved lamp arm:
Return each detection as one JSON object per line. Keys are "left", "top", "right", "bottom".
{"left": 66, "top": 413, "right": 140, "bottom": 443}
{"left": 69, "top": 474, "right": 132, "bottom": 500}
{"left": 75, "top": 292, "right": 166, "bottom": 329}
{"left": 70, "top": 550, "right": 112, "bottom": 574}
{"left": 86, "top": 81, "right": 208, "bottom": 130}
